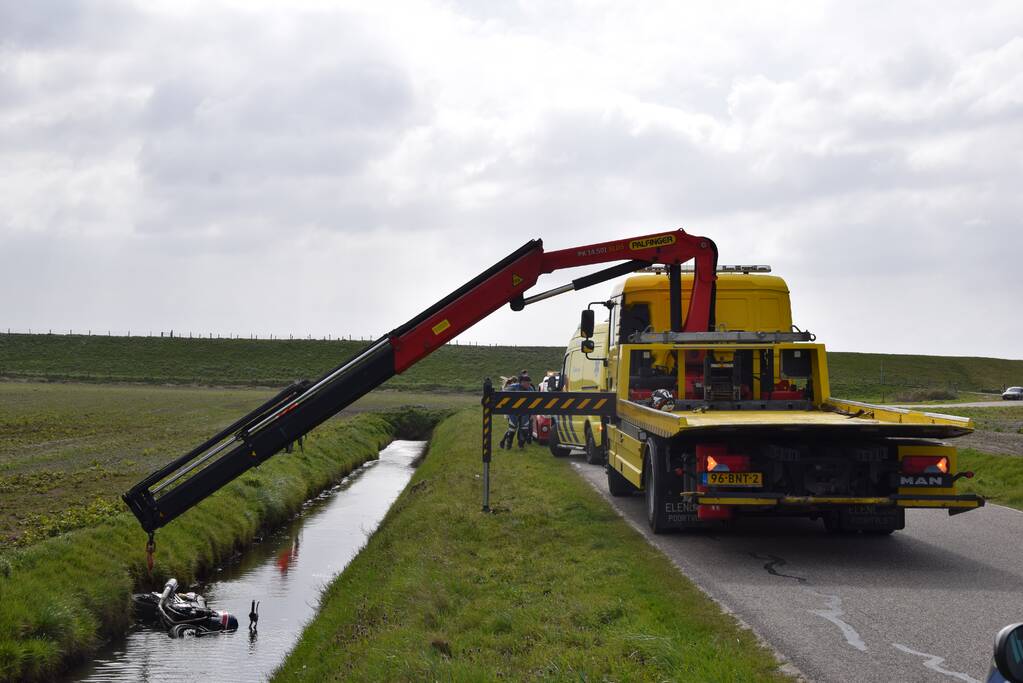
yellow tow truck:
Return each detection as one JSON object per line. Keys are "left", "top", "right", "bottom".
{"left": 126, "top": 228, "right": 981, "bottom": 543}
{"left": 581, "top": 266, "right": 982, "bottom": 534}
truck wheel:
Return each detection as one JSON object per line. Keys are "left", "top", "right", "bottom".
{"left": 644, "top": 439, "right": 669, "bottom": 534}
{"left": 606, "top": 465, "right": 634, "bottom": 497}
{"left": 584, "top": 424, "right": 602, "bottom": 465}
{"left": 823, "top": 512, "right": 845, "bottom": 534}
{"left": 548, "top": 425, "right": 571, "bottom": 457}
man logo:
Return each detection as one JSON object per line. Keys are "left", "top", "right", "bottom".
{"left": 900, "top": 475, "right": 945, "bottom": 486}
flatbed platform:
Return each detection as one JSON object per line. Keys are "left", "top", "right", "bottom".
{"left": 617, "top": 398, "right": 973, "bottom": 440}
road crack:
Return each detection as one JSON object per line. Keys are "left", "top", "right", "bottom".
{"left": 749, "top": 552, "right": 807, "bottom": 583}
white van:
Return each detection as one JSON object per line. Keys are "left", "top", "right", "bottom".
{"left": 550, "top": 323, "right": 608, "bottom": 464}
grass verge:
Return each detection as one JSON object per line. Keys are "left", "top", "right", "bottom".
{"left": 273, "top": 410, "right": 791, "bottom": 682}
{"left": 958, "top": 448, "right": 1023, "bottom": 511}
{"left": 0, "top": 409, "right": 442, "bottom": 682}
{"left": 0, "top": 381, "right": 472, "bottom": 547}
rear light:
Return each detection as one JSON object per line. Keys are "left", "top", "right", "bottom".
{"left": 695, "top": 444, "right": 741, "bottom": 521}
{"left": 901, "top": 456, "right": 949, "bottom": 475}
{"left": 703, "top": 454, "right": 752, "bottom": 473}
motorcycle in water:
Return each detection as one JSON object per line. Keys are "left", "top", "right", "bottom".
{"left": 132, "top": 578, "right": 239, "bottom": 638}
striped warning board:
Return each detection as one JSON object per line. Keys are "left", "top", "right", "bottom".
{"left": 488, "top": 391, "right": 616, "bottom": 416}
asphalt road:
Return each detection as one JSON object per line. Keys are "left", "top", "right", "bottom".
{"left": 572, "top": 458, "right": 1023, "bottom": 683}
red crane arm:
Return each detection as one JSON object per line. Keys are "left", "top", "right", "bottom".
{"left": 390, "top": 228, "right": 718, "bottom": 372}
{"left": 125, "top": 227, "right": 717, "bottom": 534}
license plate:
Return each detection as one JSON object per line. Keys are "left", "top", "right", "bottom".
{"left": 703, "top": 472, "right": 763, "bottom": 487}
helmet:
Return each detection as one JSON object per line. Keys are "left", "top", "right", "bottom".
{"left": 651, "top": 389, "right": 675, "bottom": 412}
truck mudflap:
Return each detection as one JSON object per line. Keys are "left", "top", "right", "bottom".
{"left": 679, "top": 491, "right": 985, "bottom": 514}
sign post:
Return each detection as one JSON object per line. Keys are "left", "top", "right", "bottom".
{"left": 480, "top": 384, "right": 617, "bottom": 511}
{"left": 481, "top": 378, "right": 493, "bottom": 512}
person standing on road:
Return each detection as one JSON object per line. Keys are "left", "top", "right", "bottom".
{"left": 500, "top": 372, "right": 535, "bottom": 449}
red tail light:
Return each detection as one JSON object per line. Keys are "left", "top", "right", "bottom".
{"left": 901, "top": 455, "right": 949, "bottom": 475}
{"left": 695, "top": 443, "right": 741, "bottom": 521}
{"left": 697, "top": 445, "right": 749, "bottom": 472}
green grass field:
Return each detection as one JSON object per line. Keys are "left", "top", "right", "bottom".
{"left": 958, "top": 449, "right": 1023, "bottom": 510}
{"left": 0, "top": 335, "right": 1021, "bottom": 680}
{"left": 0, "top": 382, "right": 474, "bottom": 548}
{"left": 0, "top": 334, "right": 562, "bottom": 392}
{"left": 940, "top": 404, "right": 1023, "bottom": 432}
{"left": 3, "top": 333, "right": 1021, "bottom": 400}
{"left": 0, "top": 412, "right": 438, "bottom": 682}
{"left": 274, "top": 410, "right": 792, "bottom": 682}
{"left": 826, "top": 351, "right": 1022, "bottom": 402}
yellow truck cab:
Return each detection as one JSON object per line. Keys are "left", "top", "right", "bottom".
{"left": 571, "top": 266, "right": 982, "bottom": 534}
{"left": 612, "top": 267, "right": 792, "bottom": 340}
{"left": 550, "top": 323, "right": 608, "bottom": 463}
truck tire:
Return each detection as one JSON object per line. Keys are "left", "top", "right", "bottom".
{"left": 584, "top": 424, "right": 602, "bottom": 465}
{"left": 606, "top": 464, "right": 634, "bottom": 497}
{"left": 822, "top": 512, "right": 846, "bottom": 534}
{"left": 548, "top": 424, "right": 571, "bottom": 457}
{"left": 644, "top": 439, "right": 669, "bottom": 534}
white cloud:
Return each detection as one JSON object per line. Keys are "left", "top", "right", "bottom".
{"left": 1, "top": 0, "right": 1022, "bottom": 359}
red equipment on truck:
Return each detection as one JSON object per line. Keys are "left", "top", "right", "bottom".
{"left": 123, "top": 230, "right": 719, "bottom": 538}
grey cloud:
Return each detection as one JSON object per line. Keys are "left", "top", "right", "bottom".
{"left": 0, "top": 0, "right": 140, "bottom": 50}
{"left": 2, "top": 2, "right": 1022, "bottom": 357}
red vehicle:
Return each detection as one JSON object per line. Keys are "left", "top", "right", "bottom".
{"left": 530, "top": 372, "right": 560, "bottom": 444}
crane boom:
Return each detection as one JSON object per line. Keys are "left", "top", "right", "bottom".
{"left": 123, "top": 229, "right": 718, "bottom": 534}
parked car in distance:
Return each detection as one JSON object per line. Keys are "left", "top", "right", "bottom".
{"left": 1003, "top": 387, "right": 1023, "bottom": 401}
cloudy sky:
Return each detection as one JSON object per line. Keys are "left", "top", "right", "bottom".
{"left": 2, "top": 1, "right": 1022, "bottom": 359}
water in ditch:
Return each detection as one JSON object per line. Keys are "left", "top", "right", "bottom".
{"left": 67, "top": 440, "right": 426, "bottom": 683}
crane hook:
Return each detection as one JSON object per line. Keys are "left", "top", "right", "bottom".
{"left": 146, "top": 532, "right": 156, "bottom": 572}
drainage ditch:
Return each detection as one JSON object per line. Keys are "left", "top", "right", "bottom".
{"left": 66, "top": 439, "right": 427, "bottom": 683}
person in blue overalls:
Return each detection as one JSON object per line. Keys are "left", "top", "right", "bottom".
{"left": 500, "top": 372, "right": 535, "bottom": 449}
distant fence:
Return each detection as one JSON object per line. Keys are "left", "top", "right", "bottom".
{"left": 0, "top": 328, "right": 500, "bottom": 346}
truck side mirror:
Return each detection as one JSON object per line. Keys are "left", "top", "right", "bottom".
{"left": 994, "top": 623, "right": 1023, "bottom": 682}
{"left": 581, "top": 339, "right": 595, "bottom": 354}
{"left": 580, "top": 309, "right": 595, "bottom": 339}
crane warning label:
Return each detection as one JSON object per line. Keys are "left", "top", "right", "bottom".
{"left": 432, "top": 319, "right": 451, "bottom": 335}
{"left": 630, "top": 234, "right": 676, "bottom": 250}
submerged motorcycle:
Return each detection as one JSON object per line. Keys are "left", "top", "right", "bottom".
{"left": 132, "top": 578, "right": 239, "bottom": 638}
